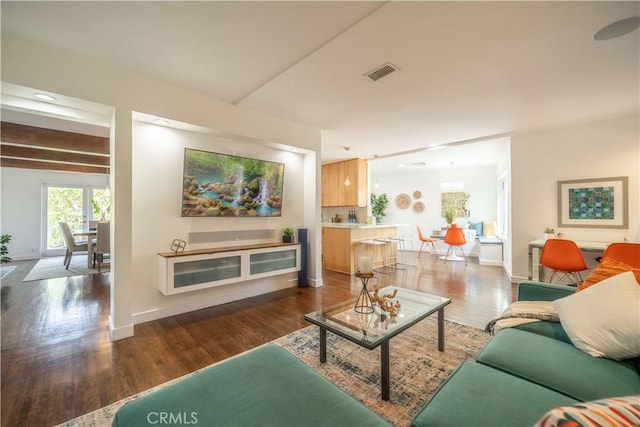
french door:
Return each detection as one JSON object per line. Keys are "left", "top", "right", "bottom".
{"left": 43, "top": 184, "right": 110, "bottom": 256}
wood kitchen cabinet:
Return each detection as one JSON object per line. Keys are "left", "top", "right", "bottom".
{"left": 321, "top": 158, "right": 368, "bottom": 207}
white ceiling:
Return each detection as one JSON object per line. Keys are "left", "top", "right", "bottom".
{"left": 1, "top": 1, "right": 638, "bottom": 171}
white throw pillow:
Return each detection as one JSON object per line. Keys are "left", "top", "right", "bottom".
{"left": 552, "top": 271, "right": 640, "bottom": 360}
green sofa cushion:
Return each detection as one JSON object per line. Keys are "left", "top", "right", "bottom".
{"left": 113, "top": 345, "right": 390, "bottom": 427}
{"left": 513, "top": 320, "right": 572, "bottom": 344}
{"left": 517, "top": 281, "right": 575, "bottom": 302}
{"left": 411, "top": 361, "right": 577, "bottom": 427}
{"left": 477, "top": 328, "right": 640, "bottom": 401}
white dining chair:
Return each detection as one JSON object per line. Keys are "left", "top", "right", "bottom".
{"left": 93, "top": 222, "right": 110, "bottom": 272}
{"left": 59, "top": 222, "right": 88, "bottom": 269}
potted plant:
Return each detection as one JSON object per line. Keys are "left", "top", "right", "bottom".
{"left": 0, "top": 234, "right": 12, "bottom": 264}
{"left": 371, "top": 193, "right": 389, "bottom": 224}
{"left": 544, "top": 227, "right": 555, "bottom": 241}
{"left": 283, "top": 227, "right": 295, "bottom": 243}
{"left": 443, "top": 205, "right": 456, "bottom": 226}
{"left": 91, "top": 198, "right": 110, "bottom": 221}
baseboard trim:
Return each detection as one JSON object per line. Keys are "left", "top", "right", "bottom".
{"left": 309, "top": 277, "right": 323, "bottom": 287}
{"left": 108, "top": 316, "right": 134, "bottom": 341}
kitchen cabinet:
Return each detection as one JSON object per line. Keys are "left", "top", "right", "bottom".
{"left": 321, "top": 158, "right": 368, "bottom": 207}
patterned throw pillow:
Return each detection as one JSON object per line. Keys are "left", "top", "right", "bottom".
{"left": 577, "top": 257, "right": 640, "bottom": 292}
{"left": 533, "top": 395, "right": 640, "bottom": 427}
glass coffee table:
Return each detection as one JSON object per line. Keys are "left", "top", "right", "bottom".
{"left": 304, "top": 285, "right": 451, "bottom": 401}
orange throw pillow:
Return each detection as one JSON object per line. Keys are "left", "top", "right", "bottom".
{"left": 577, "top": 257, "right": 640, "bottom": 292}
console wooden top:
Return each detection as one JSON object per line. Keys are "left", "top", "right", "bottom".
{"left": 158, "top": 242, "right": 300, "bottom": 258}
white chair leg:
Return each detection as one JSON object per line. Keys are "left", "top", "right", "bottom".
{"left": 443, "top": 245, "right": 453, "bottom": 263}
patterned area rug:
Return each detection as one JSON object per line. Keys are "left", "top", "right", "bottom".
{"left": 56, "top": 317, "right": 489, "bottom": 427}
{"left": 23, "top": 255, "right": 109, "bottom": 282}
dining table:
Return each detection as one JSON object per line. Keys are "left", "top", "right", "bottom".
{"left": 73, "top": 230, "right": 97, "bottom": 268}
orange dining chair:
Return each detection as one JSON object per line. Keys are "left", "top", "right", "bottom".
{"left": 416, "top": 226, "right": 437, "bottom": 258}
{"left": 443, "top": 225, "right": 467, "bottom": 265}
{"left": 539, "top": 239, "right": 588, "bottom": 285}
{"left": 600, "top": 242, "right": 640, "bottom": 268}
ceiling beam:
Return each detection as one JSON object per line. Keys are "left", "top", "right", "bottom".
{"left": 0, "top": 144, "right": 109, "bottom": 166}
{"left": 0, "top": 158, "right": 108, "bottom": 174}
{"left": 1, "top": 121, "right": 109, "bottom": 154}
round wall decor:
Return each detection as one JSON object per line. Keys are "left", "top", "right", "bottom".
{"left": 413, "top": 201, "right": 425, "bottom": 213}
{"left": 413, "top": 190, "right": 422, "bottom": 199}
{"left": 395, "top": 193, "right": 411, "bottom": 209}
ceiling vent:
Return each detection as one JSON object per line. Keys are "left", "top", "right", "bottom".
{"left": 365, "top": 63, "right": 399, "bottom": 82}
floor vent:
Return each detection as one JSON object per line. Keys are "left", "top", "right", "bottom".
{"left": 365, "top": 63, "right": 399, "bottom": 81}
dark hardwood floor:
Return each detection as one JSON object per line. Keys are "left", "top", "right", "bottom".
{"left": 1, "top": 252, "right": 515, "bottom": 426}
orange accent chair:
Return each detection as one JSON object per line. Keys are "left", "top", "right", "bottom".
{"left": 539, "top": 239, "right": 588, "bottom": 285}
{"left": 601, "top": 242, "right": 640, "bottom": 268}
{"left": 443, "top": 225, "right": 467, "bottom": 265}
{"left": 416, "top": 226, "right": 437, "bottom": 258}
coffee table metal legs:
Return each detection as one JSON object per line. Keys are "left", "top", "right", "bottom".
{"left": 381, "top": 341, "right": 390, "bottom": 400}
{"left": 320, "top": 327, "right": 327, "bottom": 363}
{"left": 316, "top": 311, "right": 446, "bottom": 401}
{"left": 438, "top": 308, "right": 445, "bottom": 352}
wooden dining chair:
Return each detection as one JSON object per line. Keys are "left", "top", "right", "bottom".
{"left": 93, "top": 222, "right": 110, "bottom": 272}
{"left": 59, "top": 222, "right": 88, "bottom": 269}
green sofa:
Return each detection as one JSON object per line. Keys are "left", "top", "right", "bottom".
{"left": 411, "top": 280, "right": 640, "bottom": 427}
{"left": 112, "top": 345, "right": 390, "bottom": 427}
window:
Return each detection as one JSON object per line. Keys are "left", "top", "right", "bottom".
{"left": 43, "top": 184, "right": 110, "bottom": 255}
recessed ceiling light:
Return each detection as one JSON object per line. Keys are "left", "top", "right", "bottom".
{"left": 33, "top": 93, "right": 56, "bottom": 102}
{"left": 594, "top": 16, "right": 640, "bottom": 40}
{"left": 153, "top": 119, "right": 169, "bottom": 126}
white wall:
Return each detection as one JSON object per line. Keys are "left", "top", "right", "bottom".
{"left": 2, "top": 34, "right": 322, "bottom": 339}
{"left": 0, "top": 168, "right": 108, "bottom": 259}
{"left": 130, "top": 122, "right": 308, "bottom": 321}
{"left": 510, "top": 114, "right": 639, "bottom": 281}
{"left": 371, "top": 165, "right": 500, "bottom": 250}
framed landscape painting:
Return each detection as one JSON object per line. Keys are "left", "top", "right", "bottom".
{"left": 557, "top": 176, "right": 628, "bottom": 229}
{"left": 182, "top": 148, "right": 285, "bottom": 217}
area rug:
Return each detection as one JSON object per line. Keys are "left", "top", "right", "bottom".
{"left": 56, "top": 317, "right": 489, "bottom": 427}
{"left": 23, "top": 255, "right": 110, "bottom": 282}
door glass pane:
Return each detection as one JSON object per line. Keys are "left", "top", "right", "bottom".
{"left": 47, "top": 186, "right": 84, "bottom": 250}
{"left": 91, "top": 188, "right": 111, "bottom": 221}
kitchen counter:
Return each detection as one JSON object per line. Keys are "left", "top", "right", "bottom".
{"left": 321, "top": 224, "right": 398, "bottom": 274}
{"left": 322, "top": 223, "right": 399, "bottom": 229}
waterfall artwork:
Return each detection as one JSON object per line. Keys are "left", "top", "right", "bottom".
{"left": 182, "top": 148, "right": 285, "bottom": 217}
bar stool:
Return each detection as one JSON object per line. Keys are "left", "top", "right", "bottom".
{"left": 356, "top": 239, "right": 388, "bottom": 272}
{"left": 374, "top": 237, "right": 398, "bottom": 272}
